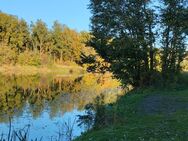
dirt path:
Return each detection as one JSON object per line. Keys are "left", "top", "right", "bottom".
{"left": 138, "top": 94, "right": 188, "bottom": 115}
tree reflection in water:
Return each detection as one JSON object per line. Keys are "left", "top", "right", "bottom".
{"left": 0, "top": 73, "right": 123, "bottom": 140}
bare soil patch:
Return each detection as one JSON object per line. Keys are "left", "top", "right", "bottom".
{"left": 138, "top": 94, "right": 188, "bottom": 114}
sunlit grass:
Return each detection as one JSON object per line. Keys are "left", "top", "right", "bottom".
{"left": 0, "top": 64, "right": 85, "bottom": 76}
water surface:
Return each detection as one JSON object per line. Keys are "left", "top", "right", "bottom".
{"left": 0, "top": 73, "right": 122, "bottom": 140}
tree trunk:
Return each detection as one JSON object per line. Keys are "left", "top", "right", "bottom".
{"left": 60, "top": 51, "right": 63, "bottom": 63}
{"left": 149, "top": 23, "right": 154, "bottom": 71}
{"left": 162, "top": 26, "right": 170, "bottom": 75}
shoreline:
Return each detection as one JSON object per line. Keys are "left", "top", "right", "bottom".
{"left": 75, "top": 72, "right": 188, "bottom": 141}
{"left": 0, "top": 64, "right": 85, "bottom": 76}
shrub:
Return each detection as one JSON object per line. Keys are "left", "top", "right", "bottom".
{"left": 17, "top": 50, "right": 41, "bottom": 66}
{"left": 0, "top": 45, "right": 17, "bottom": 65}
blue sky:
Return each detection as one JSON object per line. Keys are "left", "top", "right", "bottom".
{"left": 0, "top": 0, "right": 91, "bottom": 31}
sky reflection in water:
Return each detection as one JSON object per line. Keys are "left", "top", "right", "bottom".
{"left": 0, "top": 73, "right": 122, "bottom": 140}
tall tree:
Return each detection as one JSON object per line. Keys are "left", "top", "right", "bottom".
{"left": 10, "top": 19, "right": 30, "bottom": 52}
{"left": 0, "top": 12, "right": 30, "bottom": 53}
{"left": 51, "top": 21, "right": 64, "bottom": 62}
{"left": 51, "top": 22, "right": 83, "bottom": 62}
{"left": 161, "top": 0, "right": 187, "bottom": 76}
{"left": 0, "top": 12, "right": 18, "bottom": 47}
{"left": 89, "top": 0, "right": 156, "bottom": 86}
{"left": 61, "top": 27, "right": 83, "bottom": 62}
{"left": 31, "top": 20, "right": 49, "bottom": 54}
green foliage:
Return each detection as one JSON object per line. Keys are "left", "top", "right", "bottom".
{"left": 17, "top": 50, "right": 41, "bottom": 66}
{"left": 0, "top": 12, "right": 30, "bottom": 52}
{"left": 51, "top": 22, "right": 83, "bottom": 62}
{"left": 0, "top": 12, "right": 92, "bottom": 67}
{"left": 89, "top": 0, "right": 187, "bottom": 86}
{"left": 31, "top": 20, "right": 50, "bottom": 54}
{"left": 10, "top": 19, "right": 30, "bottom": 52}
{"left": 51, "top": 21, "right": 64, "bottom": 61}
{"left": 161, "top": 0, "right": 187, "bottom": 76}
{"left": 81, "top": 45, "right": 110, "bottom": 73}
{"left": 89, "top": 0, "right": 157, "bottom": 86}
{"left": 61, "top": 26, "right": 83, "bottom": 62}
{"left": 76, "top": 76, "right": 188, "bottom": 141}
{"left": 0, "top": 12, "right": 19, "bottom": 46}
{"left": 0, "top": 46, "right": 17, "bottom": 65}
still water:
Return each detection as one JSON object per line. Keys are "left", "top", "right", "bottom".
{"left": 0, "top": 73, "right": 123, "bottom": 140}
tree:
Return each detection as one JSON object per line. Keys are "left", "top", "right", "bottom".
{"left": 9, "top": 19, "right": 30, "bottom": 52}
{"left": 51, "top": 21, "right": 64, "bottom": 62}
{"left": 0, "top": 12, "right": 30, "bottom": 53}
{"left": 51, "top": 22, "right": 83, "bottom": 63}
{"left": 89, "top": 0, "right": 156, "bottom": 86}
{"left": 0, "top": 11, "right": 92, "bottom": 66}
{"left": 0, "top": 12, "right": 18, "bottom": 48}
{"left": 178, "top": 4, "right": 188, "bottom": 34}
{"left": 161, "top": 0, "right": 187, "bottom": 77}
{"left": 61, "top": 27, "right": 83, "bottom": 62}
{"left": 31, "top": 20, "right": 50, "bottom": 54}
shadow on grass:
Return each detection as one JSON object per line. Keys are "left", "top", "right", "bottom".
{"left": 75, "top": 72, "right": 188, "bottom": 141}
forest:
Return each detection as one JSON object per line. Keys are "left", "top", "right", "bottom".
{"left": 0, "top": 11, "right": 90, "bottom": 64}
{"left": 0, "top": 11, "right": 108, "bottom": 75}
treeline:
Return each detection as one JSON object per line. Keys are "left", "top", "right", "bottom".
{"left": 0, "top": 12, "right": 96, "bottom": 66}
{"left": 89, "top": 0, "right": 188, "bottom": 86}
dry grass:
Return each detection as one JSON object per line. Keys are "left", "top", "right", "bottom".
{"left": 0, "top": 64, "right": 85, "bottom": 76}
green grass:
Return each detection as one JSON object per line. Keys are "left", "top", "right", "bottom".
{"left": 75, "top": 75, "right": 188, "bottom": 141}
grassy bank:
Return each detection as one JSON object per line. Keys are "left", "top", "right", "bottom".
{"left": 0, "top": 64, "right": 85, "bottom": 76}
{"left": 75, "top": 73, "right": 188, "bottom": 141}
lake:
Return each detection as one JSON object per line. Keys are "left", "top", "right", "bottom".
{"left": 0, "top": 73, "right": 123, "bottom": 141}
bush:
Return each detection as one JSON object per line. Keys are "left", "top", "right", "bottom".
{"left": 17, "top": 50, "right": 41, "bottom": 66}
{"left": 176, "top": 73, "right": 188, "bottom": 88}
{"left": 0, "top": 46, "right": 17, "bottom": 65}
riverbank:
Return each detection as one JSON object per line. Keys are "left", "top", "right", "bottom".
{"left": 0, "top": 64, "right": 85, "bottom": 76}
{"left": 75, "top": 73, "right": 188, "bottom": 141}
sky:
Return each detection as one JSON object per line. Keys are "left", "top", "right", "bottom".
{"left": 0, "top": 0, "right": 91, "bottom": 31}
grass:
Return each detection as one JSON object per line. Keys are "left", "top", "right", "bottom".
{"left": 75, "top": 74, "right": 188, "bottom": 141}
{"left": 0, "top": 64, "right": 85, "bottom": 76}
